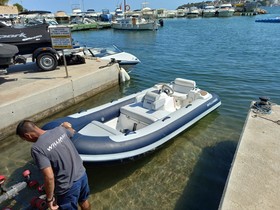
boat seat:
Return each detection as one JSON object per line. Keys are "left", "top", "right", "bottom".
{"left": 120, "top": 102, "right": 169, "bottom": 125}
{"left": 122, "top": 91, "right": 168, "bottom": 124}
{"left": 142, "top": 91, "right": 165, "bottom": 110}
{"left": 117, "top": 91, "right": 170, "bottom": 131}
{"left": 172, "top": 78, "right": 196, "bottom": 100}
{"left": 79, "top": 120, "right": 122, "bottom": 136}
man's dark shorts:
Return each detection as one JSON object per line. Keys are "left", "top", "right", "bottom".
{"left": 56, "top": 173, "right": 90, "bottom": 210}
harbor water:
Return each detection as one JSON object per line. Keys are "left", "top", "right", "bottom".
{"left": 1, "top": 7, "right": 280, "bottom": 210}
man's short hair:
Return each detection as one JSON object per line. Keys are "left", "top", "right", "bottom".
{"left": 16, "top": 120, "right": 36, "bottom": 137}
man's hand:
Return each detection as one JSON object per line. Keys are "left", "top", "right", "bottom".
{"left": 61, "top": 122, "right": 75, "bottom": 134}
{"left": 47, "top": 197, "right": 59, "bottom": 210}
{"left": 61, "top": 122, "right": 72, "bottom": 129}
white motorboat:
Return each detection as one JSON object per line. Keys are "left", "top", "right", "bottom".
{"left": 202, "top": 6, "right": 217, "bottom": 17}
{"left": 64, "top": 45, "right": 140, "bottom": 70}
{"left": 217, "top": 4, "right": 235, "bottom": 17}
{"left": 186, "top": 7, "right": 200, "bottom": 18}
{"left": 176, "top": 9, "right": 186, "bottom": 18}
{"left": 43, "top": 78, "right": 221, "bottom": 162}
{"left": 114, "top": 8, "right": 124, "bottom": 19}
{"left": 111, "top": 0, "right": 157, "bottom": 31}
{"left": 112, "top": 13, "right": 158, "bottom": 30}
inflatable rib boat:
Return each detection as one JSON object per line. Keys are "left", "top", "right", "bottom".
{"left": 43, "top": 78, "right": 221, "bottom": 162}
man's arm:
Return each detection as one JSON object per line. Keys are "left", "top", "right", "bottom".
{"left": 42, "top": 167, "right": 59, "bottom": 209}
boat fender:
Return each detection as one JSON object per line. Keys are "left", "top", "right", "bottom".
{"left": 119, "top": 67, "right": 130, "bottom": 83}
{"left": 119, "top": 69, "right": 125, "bottom": 83}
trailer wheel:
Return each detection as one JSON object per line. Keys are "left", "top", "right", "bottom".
{"left": 36, "top": 52, "right": 58, "bottom": 71}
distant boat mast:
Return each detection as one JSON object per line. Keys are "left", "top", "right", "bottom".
{"left": 80, "top": 0, "right": 84, "bottom": 12}
{"left": 124, "top": 0, "right": 127, "bottom": 12}
{"left": 69, "top": 0, "right": 84, "bottom": 12}
{"left": 142, "top": 1, "right": 149, "bottom": 9}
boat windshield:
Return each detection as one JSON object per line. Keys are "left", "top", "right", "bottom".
{"left": 86, "top": 45, "right": 123, "bottom": 57}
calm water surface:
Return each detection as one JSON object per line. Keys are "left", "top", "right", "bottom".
{"left": 1, "top": 7, "right": 280, "bottom": 210}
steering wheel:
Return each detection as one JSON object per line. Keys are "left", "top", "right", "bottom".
{"left": 161, "top": 84, "right": 174, "bottom": 96}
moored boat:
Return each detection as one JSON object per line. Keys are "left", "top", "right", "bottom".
{"left": 186, "top": 7, "right": 200, "bottom": 18}
{"left": 112, "top": 12, "right": 158, "bottom": 30}
{"left": 202, "top": 6, "right": 217, "bottom": 17}
{"left": 0, "top": 22, "right": 52, "bottom": 55}
{"left": 217, "top": 4, "right": 235, "bottom": 17}
{"left": 111, "top": 0, "right": 158, "bottom": 31}
{"left": 255, "top": 17, "right": 280, "bottom": 23}
{"left": 64, "top": 45, "right": 140, "bottom": 70}
{"left": 42, "top": 78, "right": 221, "bottom": 162}
{"left": 54, "top": 11, "right": 70, "bottom": 25}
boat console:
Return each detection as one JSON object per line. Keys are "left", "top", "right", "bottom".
{"left": 116, "top": 90, "right": 172, "bottom": 132}
{"left": 116, "top": 78, "right": 211, "bottom": 133}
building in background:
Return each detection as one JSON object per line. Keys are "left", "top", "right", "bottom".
{"left": 0, "top": 5, "right": 18, "bottom": 18}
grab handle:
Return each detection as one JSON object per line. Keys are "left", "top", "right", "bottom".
{"left": 162, "top": 116, "right": 171, "bottom": 122}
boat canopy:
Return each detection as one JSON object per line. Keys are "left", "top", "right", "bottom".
{"left": 18, "top": 10, "right": 52, "bottom": 15}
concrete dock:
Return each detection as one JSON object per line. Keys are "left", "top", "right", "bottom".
{"left": 219, "top": 102, "right": 280, "bottom": 209}
{"left": 0, "top": 59, "right": 120, "bottom": 140}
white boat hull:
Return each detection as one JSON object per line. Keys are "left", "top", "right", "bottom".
{"left": 218, "top": 10, "right": 234, "bottom": 17}
{"left": 217, "top": 4, "right": 235, "bottom": 17}
{"left": 63, "top": 45, "right": 140, "bottom": 70}
{"left": 202, "top": 11, "right": 217, "bottom": 17}
{"left": 112, "top": 22, "right": 158, "bottom": 30}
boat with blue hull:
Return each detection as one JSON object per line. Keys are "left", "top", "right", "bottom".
{"left": 43, "top": 78, "right": 221, "bottom": 162}
{"left": 255, "top": 17, "right": 280, "bottom": 23}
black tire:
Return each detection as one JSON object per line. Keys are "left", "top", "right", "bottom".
{"left": 36, "top": 52, "right": 58, "bottom": 71}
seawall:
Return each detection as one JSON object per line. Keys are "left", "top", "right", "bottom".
{"left": 0, "top": 59, "right": 120, "bottom": 141}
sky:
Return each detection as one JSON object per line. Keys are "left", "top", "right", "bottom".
{"left": 9, "top": 0, "right": 191, "bottom": 13}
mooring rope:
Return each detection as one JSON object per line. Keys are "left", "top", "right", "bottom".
{"left": 251, "top": 101, "right": 272, "bottom": 114}
{"left": 252, "top": 114, "right": 280, "bottom": 125}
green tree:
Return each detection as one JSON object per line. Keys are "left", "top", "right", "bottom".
{"left": 0, "top": 0, "right": 9, "bottom": 6}
{"left": 13, "top": 3, "right": 23, "bottom": 12}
